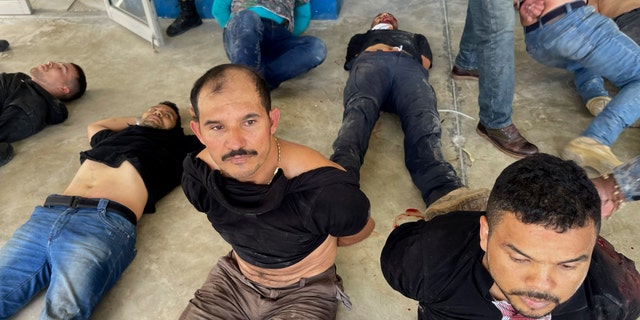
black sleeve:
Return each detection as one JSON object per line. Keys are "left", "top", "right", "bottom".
{"left": 381, "top": 212, "right": 484, "bottom": 302}
{"left": 415, "top": 34, "right": 433, "bottom": 68}
{"left": 312, "top": 182, "right": 371, "bottom": 237}
{"left": 89, "top": 129, "right": 115, "bottom": 148}
{"left": 345, "top": 33, "right": 365, "bottom": 71}
{"left": 380, "top": 220, "right": 429, "bottom": 300}
{"left": 181, "top": 154, "right": 212, "bottom": 214}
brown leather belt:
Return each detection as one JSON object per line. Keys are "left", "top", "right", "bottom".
{"left": 44, "top": 194, "right": 137, "bottom": 226}
{"left": 524, "top": 1, "right": 586, "bottom": 34}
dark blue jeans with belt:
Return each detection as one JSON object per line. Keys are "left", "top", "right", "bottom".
{"left": 330, "top": 51, "right": 463, "bottom": 206}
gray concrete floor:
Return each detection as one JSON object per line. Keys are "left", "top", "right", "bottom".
{"left": 1, "top": 0, "right": 640, "bottom": 319}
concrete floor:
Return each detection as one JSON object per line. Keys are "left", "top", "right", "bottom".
{"left": 1, "top": 0, "right": 640, "bottom": 319}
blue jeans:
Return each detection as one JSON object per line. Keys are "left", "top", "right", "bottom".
{"left": 0, "top": 199, "right": 137, "bottom": 319}
{"left": 223, "top": 10, "right": 327, "bottom": 90}
{"left": 454, "top": 0, "right": 515, "bottom": 129}
{"left": 525, "top": 5, "right": 640, "bottom": 146}
{"left": 574, "top": 8, "right": 640, "bottom": 103}
{"left": 330, "top": 51, "right": 463, "bottom": 206}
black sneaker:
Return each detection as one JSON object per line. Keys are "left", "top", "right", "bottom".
{"left": 0, "top": 142, "right": 14, "bottom": 167}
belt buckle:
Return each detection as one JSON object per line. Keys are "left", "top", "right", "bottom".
{"left": 69, "top": 196, "right": 81, "bottom": 208}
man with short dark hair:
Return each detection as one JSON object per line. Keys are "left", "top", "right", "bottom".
{"left": 180, "top": 64, "right": 374, "bottom": 319}
{"left": 0, "top": 61, "right": 88, "bottom": 166}
{"left": 0, "top": 102, "right": 202, "bottom": 319}
{"left": 331, "top": 12, "right": 489, "bottom": 217}
{"left": 381, "top": 153, "right": 640, "bottom": 319}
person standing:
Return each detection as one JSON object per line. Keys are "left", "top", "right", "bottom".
{"left": 450, "top": 1, "right": 539, "bottom": 159}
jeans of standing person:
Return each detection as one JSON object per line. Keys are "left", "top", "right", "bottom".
{"left": 525, "top": 4, "right": 640, "bottom": 146}
{"left": 573, "top": 8, "right": 640, "bottom": 103}
{"left": 223, "top": 10, "right": 326, "bottom": 90}
{"left": 453, "top": 0, "right": 515, "bottom": 129}
{"left": 0, "top": 199, "right": 137, "bottom": 319}
{"left": 330, "top": 51, "right": 463, "bottom": 206}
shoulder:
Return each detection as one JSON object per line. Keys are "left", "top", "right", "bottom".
{"left": 278, "top": 139, "right": 342, "bottom": 179}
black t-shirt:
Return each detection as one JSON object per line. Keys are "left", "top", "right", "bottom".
{"left": 182, "top": 155, "right": 371, "bottom": 268}
{"left": 381, "top": 211, "right": 640, "bottom": 319}
{"left": 80, "top": 125, "right": 202, "bottom": 213}
{"left": 344, "top": 29, "right": 433, "bottom": 70}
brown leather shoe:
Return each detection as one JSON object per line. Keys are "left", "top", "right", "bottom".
{"left": 476, "top": 123, "right": 538, "bottom": 158}
{"left": 450, "top": 65, "right": 479, "bottom": 80}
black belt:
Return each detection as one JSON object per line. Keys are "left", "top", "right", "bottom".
{"left": 44, "top": 195, "right": 137, "bottom": 226}
{"left": 524, "top": 1, "right": 586, "bottom": 33}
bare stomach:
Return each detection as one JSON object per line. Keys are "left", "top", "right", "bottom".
{"left": 62, "top": 160, "right": 148, "bottom": 220}
{"left": 235, "top": 235, "right": 339, "bottom": 288}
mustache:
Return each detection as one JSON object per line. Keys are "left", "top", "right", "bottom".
{"left": 509, "top": 290, "right": 560, "bottom": 304}
{"left": 221, "top": 148, "right": 258, "bottom": 161}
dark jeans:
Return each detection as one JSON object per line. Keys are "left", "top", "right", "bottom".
{"left": 223, "top": 10, "right": 327, "bottom": 90}
{"left": 330, "top": 51, "right": 463, "bottom": 206}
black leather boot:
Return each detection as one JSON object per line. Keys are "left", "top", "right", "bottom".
{"left": 166, "top": 0, "right": 202, "bottom": 37}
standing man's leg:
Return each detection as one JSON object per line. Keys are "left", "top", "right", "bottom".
{"left": 462, "top": 0, "right": 538, "bottom": 158}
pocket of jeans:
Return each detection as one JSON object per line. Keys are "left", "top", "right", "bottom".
{"left": 97, "top": 208, "right": 137, "bottom": 241}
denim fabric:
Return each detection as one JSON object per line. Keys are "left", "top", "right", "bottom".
{"left": 613, "top": 155, "right": 640, "bottom": 201}
{"left": 525, "top": 5, "right": 640, "bottom": 145}
{"left": 0, "top": 200, "right": 137, "bottom": 319}
{"left": 574, "top": 8, "right": 640, "bottom": 102}
{"left": 223, "top": 10, "right": 326, "bottom": 89}
{"left": 454, "top": 0, "right": 515, "bottom": 129}
{"left": 330, "top": 51, "right": 463, "bottom": 206}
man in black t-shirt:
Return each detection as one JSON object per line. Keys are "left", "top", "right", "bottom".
{"left": 331, "top": 12, "right": 489, "bottom": 218}
{"left": 382, "top": 153, "right": 640, "bottom": 319}
{"left": 0, "top": 102, "right": 202, "bottom": 319}
{"left": 180, "top": 64, "right": 374, "bottom": 319}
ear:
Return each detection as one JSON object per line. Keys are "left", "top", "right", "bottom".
{"left": 479, "top": 215, "right": 490, "bottom": 252}
{"left": 60, "top": 85, "right": 71, "bottom": 95}
{"left": 269, "top": 108, "right": 280, "bottom": 135}
{"left": 190, "top": 120, "right": 205, "bottom": 145}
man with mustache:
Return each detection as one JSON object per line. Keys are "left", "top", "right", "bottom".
{"left": 0, "top": 102, "right": 202, "bottom": 319}
{"left": 0, "top": 61, "right": 87, "bottom": 167}
{"left": 381, "top": 153, "right": 640, "bottom": 319}
{"left": 180, "top": 64, "right": 374, "bottom": 319}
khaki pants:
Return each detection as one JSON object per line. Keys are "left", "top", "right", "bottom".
{"left": 180, "top": 252, "right": 351, "bottom": 320}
